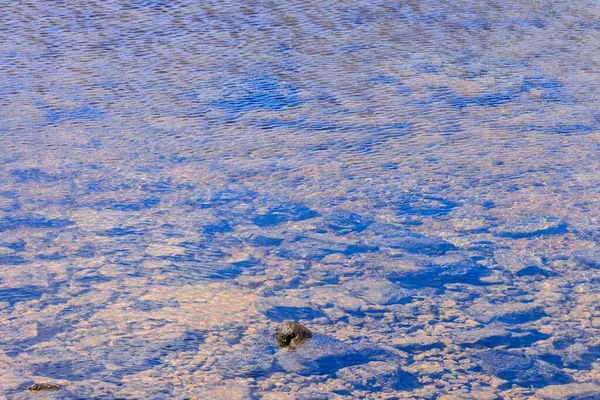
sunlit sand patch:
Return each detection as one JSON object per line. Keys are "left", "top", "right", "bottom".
{"left": 0, "top": 320, "right": 38, "bottom": 342}
{"left": 145, "top": 243, "right": 188, "bottom": 257}
{"left": 193, "top": 382, "right": 255, "bottom": 400}
{"left": 145, "top": 116, "right": 195, "bottom": 131}
{"left": 71, "top": 209, "right": 131, "bottom": 231}
{"left": 0, "top": 263, "right": 52, "bottom": 288}
{"left": 81, "top": 282, "right": 263, "bottom": 331}
{"left": 66, "top": 288, "right": 114, "bottom": 308}
{"left": 0, "top": 351, "right": 33, "bottom": 394}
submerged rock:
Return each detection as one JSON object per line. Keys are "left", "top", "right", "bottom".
{"left": 558, "top": 342, "right": 600, "bottom": 370}
{"left": 250, "top": 235, "right": 284, "bottom": 247}
{"left": 343, "top": 277, "right": 413, "bottom": 305}
{"left": 374, "top": 191, "right": 457, "bottom": 216}
{"left": 451, "top": 210, "right": 495, "bottom": 233}
{"left": 393, "top": 333, "right": 446, "bottom": 353}
{"left": 265, "top": 306, "right": 326, "bottom": 322}
{"left": 491, "top": 216, "right": 567, "bottom": 239}
{"left": 472, "top": 349, "right": 573, "bottom": 388}
{"left": 538, "top": 337, "right": 600, "bottom": 370}
{"left": 253, "top": 202, "right": 319, "bottom": 227}
{"left": 453, "top": 325, "right": 550, "bottom": 349}
{"left": 494, "top": 249, "right": 555, "bottom": 277}
{"left": 365, "top": 223, "right": 456, "bottom": 255}
{"left": 571, "top": 248, "right": 600, "bottom": 269}
{"left": 274, "top": 320, "right": 313, "bottom": 349}
{"left": 208, "top": 342, "right": 276, "bottom": 379}
{"left": 324, "top": 210, "right": 372, "bottom": 235}
{"left": 384, "top": 253, "right": 488, "bottom": 287}
{"left": 466, "top": 302, "right": 547, "bottom": 324}
{"left": 395, "top": 194, "right": 457, "bottom": 216}
{"left": 336, "top": 361, "right": 420, "bottom": 391}
{"left": 275, "top": 236, "right": 348, "bottom": 261}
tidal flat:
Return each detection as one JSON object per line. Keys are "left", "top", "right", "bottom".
{"left": 1, "top": 1, "right": 600, "bottom": 399}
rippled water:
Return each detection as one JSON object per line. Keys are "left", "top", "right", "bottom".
{"left": 1, "top": 1, "right": 600, "bottom": 398}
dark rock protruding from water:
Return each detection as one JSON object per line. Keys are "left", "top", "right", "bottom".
{"left": 26, "top": 383, "right": 63, "bottom": 391}
{"left": 274, "top": 320, "right": 313, "bottom": 349}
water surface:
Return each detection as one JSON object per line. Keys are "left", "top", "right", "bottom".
{"left": 1, "top": 1, "right": 600, "bottom": 398}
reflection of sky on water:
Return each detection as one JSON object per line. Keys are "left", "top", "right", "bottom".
{"left": 1, "top": 0, "right": 600, "bottom": 398}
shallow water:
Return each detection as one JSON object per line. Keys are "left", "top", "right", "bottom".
{"left": 1, "top": 1, "right": 600, "bottom": 398}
